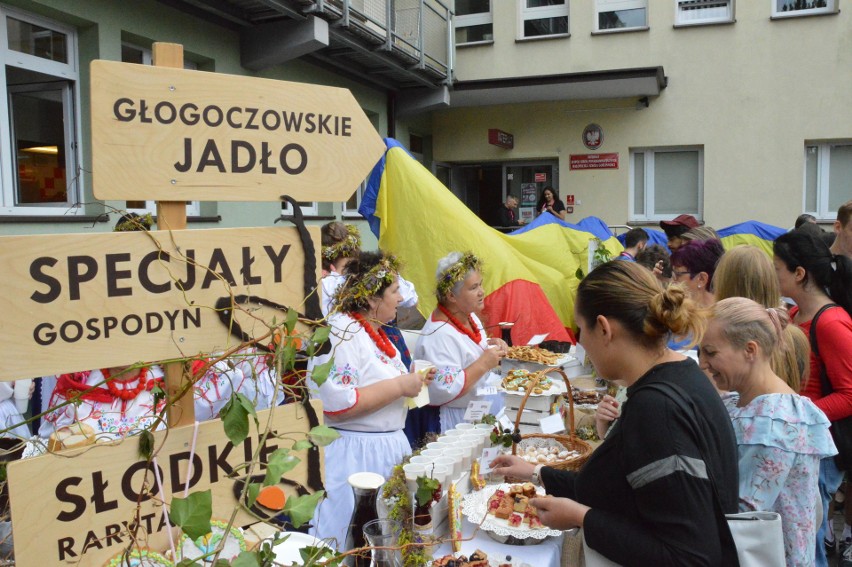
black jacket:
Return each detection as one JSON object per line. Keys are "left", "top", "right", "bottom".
{"left": 542, "top": 359, "right": 739, "bottom": 566}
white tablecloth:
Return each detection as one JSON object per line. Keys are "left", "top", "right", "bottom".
{"left": 434, "top": 517, "right": 565, "bottom": 567}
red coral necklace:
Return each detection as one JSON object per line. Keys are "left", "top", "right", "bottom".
{"left": 103, "top": 367, "right": 149, "bottom": 401}
{"left": 351, "top": 312, "right": 397, "bottom": 359}
{"left": 438, "top": 305, "right": 482, "bottom": 345}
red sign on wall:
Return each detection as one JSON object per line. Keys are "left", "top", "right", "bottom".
{"left": 488, "top": 129, "right": 514, "bottom": 149}
{"left": 569, "top": 153, "right": 619, "bottom": 170}
{"left": 566, "top": 194, "right": 575, "bottom": 205}
{"left": 534, "top": 172, "right": 547, "bottom": 182}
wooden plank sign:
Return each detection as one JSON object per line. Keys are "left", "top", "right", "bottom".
{"left": 0, "top": 226, "right": 319, "bottom": 381}
{"left": 7, "top": 401, "right": 324, "bottom": 566}
{"left": 90, "top": 60, "right": 385, "bottom": 202}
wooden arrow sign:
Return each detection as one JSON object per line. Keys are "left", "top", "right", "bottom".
{"left": 90, "top": 60, "right": 385, "bottom": 202}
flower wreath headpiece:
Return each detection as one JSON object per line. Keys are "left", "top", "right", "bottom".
{"left": 114, "top": 213, "right": 154, "bottom": 232}
{"left": 322, "top": 224, "right": 361, "bottom": 261}
{"left": 335, "top": 255, "right": 402, "bottom": 312}
{"left": 436, "top": 252, "right": 482, "bottom": 300}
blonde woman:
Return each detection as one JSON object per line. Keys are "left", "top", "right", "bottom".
{"left": 702, "top": 298, "right": 835, "bottom": 566}
{"left": 713, "top": 245, "right": 810, "bottom": 392}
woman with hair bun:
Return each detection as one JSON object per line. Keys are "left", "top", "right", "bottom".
{"left": 702, "top": 297, "right": 835, "bottom": 566}
{"left": 774, "top": 230, "right": 852, "bottom": 563}
{"left": 491, "top": 261, "right": 739, "bottom": 565}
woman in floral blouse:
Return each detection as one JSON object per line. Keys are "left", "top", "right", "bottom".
{"left": 701, "top": 297, "right": 836, "bottom": 566}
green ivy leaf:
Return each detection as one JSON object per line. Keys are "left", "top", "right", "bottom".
{"left": 291, "top": 439, "right": 313, "bottom": 451}
{"left": 300, "top": 545, "right": 337, "bottom": 564}
{"left": 236, "top": 393, "right": 259, "bottom": 428}
{"left": 283, "top": 491, "right": 325, "bottom": 528}
{"left": 285, "top": 308, "right": 298, "bottom": 334}
{"left": 263, "top": 449, "right": 300, "bottom": 487}
{"left": 231, "top": 551, "right": 260, "bottom": 567}
{"left": 310, "top": 326, "right": 331, "bottom": 345}
{"left": 169, "top": 489, "right": 212, "bottom": 541}
{"left": 310, "top": 360, "right": 334, "bottom": 388}
{"left": 308, "top": 425, "right": 340, "bottom": 447}
{"left": 247, "top": 482, "right": 261, "bottom": 508}
{"left": 575, "top": 267, "right": 584, "bottom": 280}
{"left": 281, "top": 344, "right": 297, "bottom": 372}
{"left": 151, "top": 384, "right": 166, "bottom": 405}
{"left": 221, "top": 396, "right": 250, "bottom": 446}
{"left": 415, "top": 476, "right": 440, "bottom": 508}
{"left": 176, "top": 560, "right": 200, "bottom": 567}
{"left": 138, "top": 429, "right": 155, "bottom": 461}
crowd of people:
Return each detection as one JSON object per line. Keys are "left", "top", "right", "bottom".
{"left": 2, "top": 197, "right": 851, "bottom": 566}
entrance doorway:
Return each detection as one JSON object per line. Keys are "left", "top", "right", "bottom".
{"left": 442, "top": 161, "right": 560, "bottom": 226}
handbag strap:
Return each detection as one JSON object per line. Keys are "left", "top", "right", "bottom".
{"left": 809, "top": 303, "right": 838, "bottom": 397}
{"left": 632, "top": 380, "right": 739, "bottom": 566}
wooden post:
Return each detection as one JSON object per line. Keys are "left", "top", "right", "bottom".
{"left": 153, "top": 42, "right": 194, "bottom": 427}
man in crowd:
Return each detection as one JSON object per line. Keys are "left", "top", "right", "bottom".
{"left": 617, "top": 228, "right": 649, "bottom": 261}
{"left": 498, "top": 194, "right": 523, "bottom": 227}
{"left": 659, "top": 214, "right": 699, "bottom": 252}
{"left": 832, "top": 200, "right": 852, "bottom": 259}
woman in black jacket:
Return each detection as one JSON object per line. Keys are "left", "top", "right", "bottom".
{"left": 492, "top": 261, "right": 739, "bottom": 566}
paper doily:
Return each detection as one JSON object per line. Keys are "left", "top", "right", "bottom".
{"left": 461, "top": 484, "right": 562, "bottom": 541}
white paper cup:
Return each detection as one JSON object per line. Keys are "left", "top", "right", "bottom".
{"left": 426, "top": 442, "right": 445, "bottom": 451}
{"left": 474, "top": 423, "right": 493, "bottom": 431}
{"left": 409, "top": 455, "right": 434, "bottom": 466}
{"left": 435, "top": 437, "right": 459, "bottom": 447}
{"left": 403, "top": 463, "right": 426, "bottom": 491}
{"left": 424, "top": 463, "right": 450, "bottom": 487}
{"left": 441, "top": 447, "right": 466, "bottom": 476}
{"left": 13, "top": 379, "right": 31, "bottom": 414}
{"left": 432, "top": 456, "right": 458, "bottom": 480}
{"left": 455, "top": 422, "right": 475, "bottom": 431}
{"left": 421, "top": 449, "right": 443, "bottom": 459}
{"left": 461, "top": 434, "right": 485, "bottom": 453}
{"left": 445, "top": 429, "right": 467, "bottom": 437}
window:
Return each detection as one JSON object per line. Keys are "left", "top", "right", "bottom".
{"left": 773, "top": 0, "right": 835, "bottom": 17}
{"left": 630, "top": 147, "right": 703, "bottom": 221}
{"left": 342, "top": 181, "right": 366, "bottom": 217}
{"left": 281, "top": 200, "right": 318, "bottom": 217}
{"left": 0, "top": 9, "right": 80, "bottom": 215}
{"left": 121, "top": 42, "right": 200, "bottom": 217}
{"left": 675, "top": 1, "right": 733, "bottom": 25}
{"left": 595, "top": 0, "right": 648, "bottom": 31}
{"left": 455, "top": 0, "right": 493, "bottom": 45}
{"left": 804, "top": 143, "right": 852, "bottom": 220}
{"left": 520, "top": 0, "right": 569, "bottom": 38}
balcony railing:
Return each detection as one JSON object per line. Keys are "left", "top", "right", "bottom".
{"left": 304, "top": 0, "right": 453, "bottom": 84}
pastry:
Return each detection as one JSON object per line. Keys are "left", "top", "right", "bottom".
{"left": 467, "top": 550, "right": 489, "bottom": 567}
{"left": 512, "top": 495, "right": 528, "bottom": 513}
{"left": 494, "top": 499, "right": 513, "bottom": 519}
{"left": 507, "top": 512, "right": 523, "bottom": 527}
{"left": 48, "top": 422, "right": 97, "bottom": 452}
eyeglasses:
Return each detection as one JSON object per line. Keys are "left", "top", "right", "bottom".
{"left": 672, "top": 270, "right": 693, "bottom": 279}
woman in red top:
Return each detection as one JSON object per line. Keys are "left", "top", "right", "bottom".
{"left": 774, "top": 230, "right": 852, "bottom": 565}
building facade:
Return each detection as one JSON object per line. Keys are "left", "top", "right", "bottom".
{"left": 0, "top": 0, "right": 453, "bottom": 248}
{"left": 2, "top": 0, "right": 849, "bottom": 239}
{"left": 431, "top": 0, "right": 852, "bottom": 230}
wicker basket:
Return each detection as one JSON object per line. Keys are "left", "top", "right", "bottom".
{"left": 509, "top": 367, "right": 593, "bottom": 472}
